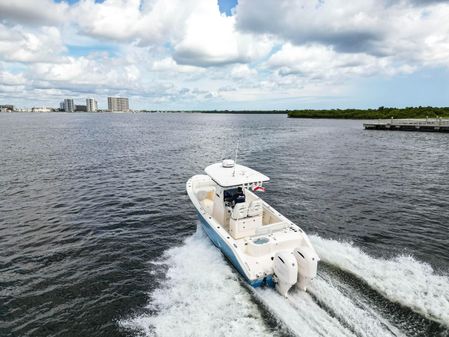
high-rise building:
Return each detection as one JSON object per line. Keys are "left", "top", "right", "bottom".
{"left": 63, "top": 99, "right": 74, "bottom": 112}
{"left": 107, "top": 97, "right": 129, "bottom": 112}
{"left": 86, "top": 98, "right": 98, "bottom": 112}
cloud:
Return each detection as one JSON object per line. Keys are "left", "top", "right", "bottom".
{"left": 172, "top": 12, "right": 244, "bottom": 66}
{"left": 0, "top": 24, "right": 65, "bottom": 63}
{"left": 29, "top": 54, "right": 141, "bottom": 87}
{"left": 0, "top": 0, "right": 68, "bottom": 26}
{"left": 401, "top": 0, "right": 449, "bottom": 5}
{"left": 236, "top": 0, "right": 386, "bottom": 54}
{"left": 230, "top": 64, "right": 257, "bottom": 79}
{"left": 167, "top": 0, "right": 272, "bottom": 67}
{"left": 387, "top": 3, "right": 449, "bottom": 67}
{"left": 70, "top": 0, "right": 195, "bottom": 44}
{"left": 152, "top": 57, "right": 204, "bottom": 73}
{"left": 71, "top": 0, "right": 273, "bottom": 67}
{"left": 235, "top": 0, "right": 449, "bottom": 60}
{"left": 2, "top": 0, "right": 449, "bottom": 109}
{"left": 267, "top": 43, "right": 415, "bottom": 80}
{"left": 0, "top": 69, "right": 27, "bottom": 86}
{"left": 71, "top": 0, "right": 143, "bottom": 41}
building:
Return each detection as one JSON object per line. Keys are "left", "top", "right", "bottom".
{"left": 86, "top": 98, "right": 98, "bottom": 112}
{"left": 75, "top": 105, "right": 87, "bottom": 112}
{"left": 32, "top": 107, "right": 52, "bottom": 112}
{"left": 63, "top": 99, "right": 75, "bottom": 112}
{"left": 107, "top": 97, "right": 129, "bottom": 112}
{"left": 0, "top": 105, "right": 14, "bottom": 112}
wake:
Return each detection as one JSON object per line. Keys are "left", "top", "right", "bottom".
{"left": 120, "top": 228, "right": 449, "bottom": 336}
{"left": 120, "top": 228, "right": 275, "bottom": 337}
{"left": 311, "top": 235, "right": 449, "bottom": 328}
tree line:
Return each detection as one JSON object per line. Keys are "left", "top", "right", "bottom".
{"left": 287, "top": 106, "right": 449, "bottom": 119}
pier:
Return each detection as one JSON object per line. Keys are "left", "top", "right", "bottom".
{"left": 364, "top": 118, "right": 449, "bottom": 132}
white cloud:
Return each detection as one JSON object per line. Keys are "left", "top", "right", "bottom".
{"left": 230, "top": 64, "right": 257, "bottom": 79}
{"left": 152, "top": 57, "right": 204, "bottom": 73}
{"left": 0, "top": 69, "right": 27, "bottom": 86}
{"left": 267, "top": 43, "right": 414, "bottom": 80}
{"left": 173, "top": 11, "right": 242, "bottom": 66}
{"left": 0, "top": 24, "right": 65, "bottom": 63}
{"left": 386, "top": 3, "right": 449, "bottom": 68}
{"left": 70, "top": 0, "right": 273, "bottom": 67}
{"left": 71, "top": 0, "right": 143, "bottom": 41}
{"left": 29, "top": 54, "right": 141, "bottom": 87}
{"left": 71, "top": 0, "right": 195, "bottom": 44}
{"left": 236, "top": 0, "right": 449, "bottom": 69}
{"left": 172, "top": 2, "right": 273, "bottom": 67}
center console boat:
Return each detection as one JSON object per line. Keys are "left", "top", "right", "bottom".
{"left": 186, "top": 160, "right": 319, "bottom": 297}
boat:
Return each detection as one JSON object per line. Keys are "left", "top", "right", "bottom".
{"left": 186, "top": 159, "right": 319, "bottom": 297}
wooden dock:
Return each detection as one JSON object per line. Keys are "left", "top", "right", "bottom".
{"left": 364, "top": 118, "right": 449, "bottom": 132}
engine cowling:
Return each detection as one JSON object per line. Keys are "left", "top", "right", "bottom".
{"left": 293, "top": 246, "right": 319, "bottom": 291}
{"left": 273, "top": 251, "right": 298, "bottom": 297}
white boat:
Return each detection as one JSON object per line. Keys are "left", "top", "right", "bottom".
{"left": 186, "top": 160, "right": 319, "bottom": 297}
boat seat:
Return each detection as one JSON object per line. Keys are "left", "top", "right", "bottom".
{"left": 200, "top": 199, "right": 214, "bottom": 215}
{"left": 231, "top": 203, "right": 248, "bottom": 220}
{"left": 196, "top": 187, "right": 215, "bottom": 201}
{"left": 247, "top": 200, "right": 262, "bottom": 217}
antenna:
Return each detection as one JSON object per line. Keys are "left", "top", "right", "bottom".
{"left": 233, "top": 140, "right": 239, "bottom": 177}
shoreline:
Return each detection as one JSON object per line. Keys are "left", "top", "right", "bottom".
{"left": 287, "top": 107, "right": 449, "bottom": 119}
{"left": 3, "top": 107, "right": 449, "bottom": 119}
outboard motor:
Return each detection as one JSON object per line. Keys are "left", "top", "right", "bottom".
{"left": 273, "top": 252, "right": 298, "bottom": 297}
{"left": 293, "top": 246, "right": 319, "bottom": 291}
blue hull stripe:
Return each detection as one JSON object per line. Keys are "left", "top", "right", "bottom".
{"left": 197, "top": 211, "right": 274, "bottom": 288}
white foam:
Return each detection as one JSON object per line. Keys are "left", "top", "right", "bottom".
{"left": 310, "top": 235, "right": 449, "bottom": 327}
{"left": 308, "top": 274, "right": 406, "bottom": 337}
{"left": 253, "top": 287, "right": 355, "bottom": 337}
{"left": 254, "top": 274, "right": 405, "bottom": 337}
{"left": 120, "top": 227, "right": 274, "bottom": 337}
{"left": 121, "top": 229, "right": 447, "bottom": 336}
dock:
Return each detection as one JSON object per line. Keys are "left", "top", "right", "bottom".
{"left": 364, "top": 118, "right": 449, "bottom": 132}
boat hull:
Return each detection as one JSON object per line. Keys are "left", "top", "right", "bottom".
{"left": 196, "top": 210, "right": 274, "bottom": 288}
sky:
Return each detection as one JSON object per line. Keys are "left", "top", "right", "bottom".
{"left": 1, "top": 0, "right": 449, "bottom": 110}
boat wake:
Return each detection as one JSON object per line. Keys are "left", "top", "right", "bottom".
{"left": 120, "top": 227, "right": 276, "bottom": 337}
{"left": 310, "top": 235, "right": 449, "bottom": 329}
{"left": 120, "top": 227, "right": 449, "bottom": 337}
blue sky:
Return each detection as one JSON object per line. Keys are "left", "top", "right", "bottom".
{"left": 1, "top": 0, "right": 449, "bottom": 110}
{"left": 218, "top": 0, "right": 238, "bottom": 16}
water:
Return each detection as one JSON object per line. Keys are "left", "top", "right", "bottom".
{"left": 1, "top": 112, "right": 448, "bottom": 337}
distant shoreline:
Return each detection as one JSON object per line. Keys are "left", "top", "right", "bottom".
{"left": 3, "top": 107, "right": 449, "bottom": 119}
{"left": 144, "top": 107, "right": 449, "bottom": 118}
{"left": 287, "top": 107, "right": 449, "bottom": 119}
{"left": 141, "top": 110, "right": 287, "bottom": 114}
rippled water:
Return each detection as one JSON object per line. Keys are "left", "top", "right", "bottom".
{"left": 1, "top": 112, "right": 448, "bottom": 337}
